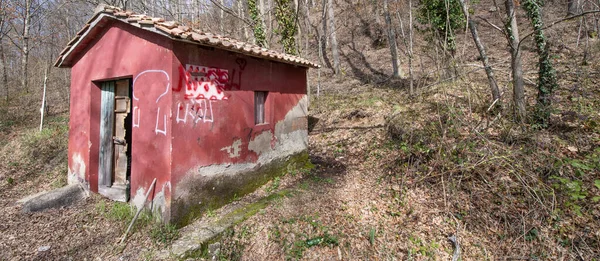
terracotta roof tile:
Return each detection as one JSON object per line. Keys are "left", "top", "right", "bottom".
{"left": 55, "top": 4, "right": 320, "bottom": 68}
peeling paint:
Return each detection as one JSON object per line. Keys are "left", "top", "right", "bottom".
{"left": 220, "top": 139, "right": 242, "bottom": 158}
{"left": 132, "top": 181, "right": 171, "bottom": 221}
{"left": 68, "top": 153, "right": 87, "bottom": 186}
{"left": 248, "top": 131, "right": 273, "bottom": 156}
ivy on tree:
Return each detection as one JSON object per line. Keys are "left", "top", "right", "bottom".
{"left": 522, "top": 0, "right": 558, "bottom": 127}
{"left": 274, "top": 0, "right": 298, "bottom": 55}
{"left": 417, "top": 0, "right": 465, "bottom": 52}
{"left": 248, "top": 0, "right": 267, "bottom": 48}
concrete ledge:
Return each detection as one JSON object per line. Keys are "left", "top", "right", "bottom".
{"left": 159, "top": 190, "right": 292, "bottom": 259}
{"left": 19, "top": 184, "right": 88, "bottom": 213}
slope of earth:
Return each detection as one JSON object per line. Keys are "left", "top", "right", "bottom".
{"left": 0, "top": 112, "right": 174, "bottom": 260}
{"left": 212, "top": 1, "right": 600, "bottom": 258}
{"left": 215, "top": 72, "right": 600, "bottom": 260}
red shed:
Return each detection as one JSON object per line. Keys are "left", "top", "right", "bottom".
{"left": 55, "top": 5, "right": 319, "bottom": 225}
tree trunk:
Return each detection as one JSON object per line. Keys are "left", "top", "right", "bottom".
{"left": 523, "top": 0, "right": 558, "bottom": 127}
{"left": 21, "top": 0, "right": 31, "bottom": 93}
{"left": 327, "top": 0, "right": 340, "bottom": 74}
{"left": 408, "top": 0, "right": 414, "bottom": 95}
{"left": 0, "top": 40, "right": 7, "bottom": 102}
{"left": 505, "top": 0, "right": 526, "bottom": 122}
{"left": 322, "top": 0, "right": 328, "bottom": 47}
{"left": 219, "top": 0, "right": 225, "bottom": 33}
{"left": 567, "top": 0, "right": 578, "bottom": 16}
{"left": 457, "top": 0, "right": 500, "bottom": 101}
{"left": 383, "top": 0, "right": 401, "bottom": 78}
{"left": 238, "top": 0, "right": 248, "bottom": 40}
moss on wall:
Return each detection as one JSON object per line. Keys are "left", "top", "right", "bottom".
{"left": 171, "top": 151, "right": 310, "bottom": 227}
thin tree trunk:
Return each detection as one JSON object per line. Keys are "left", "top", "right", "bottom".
{"left": 238, "top": 0, "right": 248, "bottom": 40}
{"left": 0, "top": 41, "right": 7, "bottom": 102}
{"left": 21, "top": 0, "right": 31, "bottom": 93}
{"left": 322, "top": 0, "right": 328, "bottom": 47}
{"left": 327, "top": 0, "right": 340, "bottom": 74}
{"left": 457, "top": 0, "right": 500, "bottom": 101}
{"left": 383, "top": 0, "right": 401, "bottom": 78}
{"left": 305, "top": 0, "right": 311, "bottom": 53}
{"left": 506, "top": 0, "right": 526, "bottom": 121}
{"left": 408, "top": 0, "right": 414, "bottom": 95}
{"left": 219, "top": 0, "right": 224, "bottom": 33}
{"left": 40, "top": 66, "right": 48, "bottom": 132}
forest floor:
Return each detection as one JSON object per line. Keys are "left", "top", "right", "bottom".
{"left": 1, "top": 2, "right": 600, "bottom": 260}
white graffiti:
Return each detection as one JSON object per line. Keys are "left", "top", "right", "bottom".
{"left": 176, "top": 99, "right": 214, "bottom": 125}
{"left": 133, "top": 106, "right": 140, "bottom": 128}
{"left": 132, "top": 70, "right": 170, "bottom": 136}
{"left": 155, "top": 107, "right": 167, "bottom": 135}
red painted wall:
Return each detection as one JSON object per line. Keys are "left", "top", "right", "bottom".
{"left": 68, "top": 17, "right": 308, "bottom": 222}
{"left": 68, "top": 19, "right": 173, "bottom": 211}
{"left": 169, "top": 41, "right": 307, "bottom": 198}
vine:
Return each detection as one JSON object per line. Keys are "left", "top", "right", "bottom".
{"left": 522, "top": 0, "right": 558, "bottom": 127}
{"left": 248, "top": 0, "right": 267, "bottom": 48}
{"left": 274, "top": 0, "right": 298, "bottom": 55}
{"left": 417, "top": 0, "right": 465, "bottom": 52}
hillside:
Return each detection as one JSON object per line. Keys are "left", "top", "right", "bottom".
{"left": 1, "top": 0, "right": 600, "bottom": 260}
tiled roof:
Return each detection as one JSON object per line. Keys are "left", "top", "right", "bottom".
{"left": 54, "top": 5, "right": 320, "bottom": 68}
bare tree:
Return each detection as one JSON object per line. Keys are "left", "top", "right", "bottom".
{"left": 326, "top": 0, "right": 340, "bottom": 74}
{"left": 383, "top": 0, "right": 402, "bottom": 78}
{"left": 457, "top": 0, "right": 500, "bottom": 102}
{"left": 0, "top": 0, "right": 8, "bottom": 102}
{"left": 505, "top": 0, "right": 526, "bottom": 121}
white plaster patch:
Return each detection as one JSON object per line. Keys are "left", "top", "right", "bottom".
{"left": 248, "top": 130, "right": 273, "bottom": 156}
{"left": 132, "top": 181, "right": 171, "bottom": 221}
{"left": 132, "top": 186, "right": 147, "bottom": 210}
{"left": 220, "top": 139, "right": 242, "bottom": 158}
{"left": 68, "top": 153, "right": 86, "bottom": 185}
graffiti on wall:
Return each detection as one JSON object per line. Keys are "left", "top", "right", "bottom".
{"left": 129, "top": 59, "right": 247, "bottom": 134}
{"left": 173, "top": 59, "right": 245, "bottom": 126}
{"left": 132, "top": 70, "right": 170, "bottom": 135}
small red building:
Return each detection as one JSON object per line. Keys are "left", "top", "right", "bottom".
{"left": 55, "top": 5, "right": 318, "bottom": 225}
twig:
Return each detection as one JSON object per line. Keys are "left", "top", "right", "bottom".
{"left": 518, "top": 10, "right": 600, "bottom": 50}
{"left": 475, "top": 15, "right": 505, "bottom": 34}
{"left": 120, "top": 178, "right": 157, "bottom": 244}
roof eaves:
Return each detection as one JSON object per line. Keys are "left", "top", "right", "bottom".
{"left": 55, "top": 5, "right": 321, "bottom": 69}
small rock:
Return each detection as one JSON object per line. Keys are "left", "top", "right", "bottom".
{"left": 38, "top": 245, "right": 51, "bottom": 252}
{"left": 489, "top": 6, "right": 497, "bottom": 12}
{"left": 391, "top": 185, "right": 401, "bottom": 191}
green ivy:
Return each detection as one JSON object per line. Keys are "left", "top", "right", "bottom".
{"left": 274, "top": 0, "right": 298, "bottom": 55}
{"left": 248, "top": 0, "right": 267, "bottom": 48}
{"left": 417, "top": 0, "right": 465, "bottom": 52}
{"left": 522, "top": 0, "right": 558, "bottom": 127}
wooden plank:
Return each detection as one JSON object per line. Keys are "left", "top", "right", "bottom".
{"left": 113, "top": 80, "right": 130, "bottom": 186}
{"left": 99, "top": 81, "right": 115, "bottom": 187}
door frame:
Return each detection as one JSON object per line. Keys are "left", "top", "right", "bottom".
{"left": 97, "top": 78, "right": 132, "bottom": 202}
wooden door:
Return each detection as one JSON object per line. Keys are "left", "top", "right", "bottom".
{"left": 98, "top": 79, "right": 131, "bottom": 201}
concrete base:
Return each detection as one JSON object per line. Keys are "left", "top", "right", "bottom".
{"left": 98, "top": 184, "right": 128, "bottom": 202}
{"left": 159, "top": 190, "right": 292, "bottom": 259}
{"left": 19, "top": 184, "right": 88, "bottom": 213}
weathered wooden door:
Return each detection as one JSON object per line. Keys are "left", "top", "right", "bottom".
{"left": 99, "top": 79, "right": 131, "bottom": 201}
